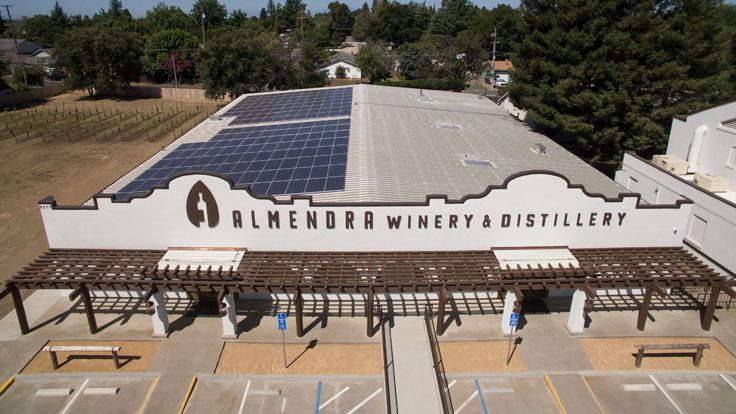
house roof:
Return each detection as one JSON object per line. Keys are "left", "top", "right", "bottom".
{"left": 323, "top": 51, "right": 357, "bottom": 68}
{"left": 0, "top": 38, "right": 41, "bottom": 55}
{"left": 102, "top": 84, "right": 626, "bottom": 203}
{"left": 484, "top": 59, "right": 513, "bottom": 71}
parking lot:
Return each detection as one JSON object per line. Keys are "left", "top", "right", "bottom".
{"left": 447, "top": 372, "right": 736, "bottom": 414}
{"left": 0, "top": 374, "right": 158, "bottom": 414}
{"left": 185, "top": 376, "right": 385, "bottom": 414}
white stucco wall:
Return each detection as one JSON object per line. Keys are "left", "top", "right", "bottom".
{"left": 666, "top": 101, "right": 736, "bottom": 192}
{"left": 615, "top": 153, "right": 736, "bottom": 274}
{"left": 322, "top": 62, "right": 361, "bottom": 79}
{"left": 40, "top": 172, "right": 690, "bottom": 251}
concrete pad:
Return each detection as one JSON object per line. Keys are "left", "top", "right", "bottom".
{"left": 0, "top": 379, "right": 79, "bottom": 414}
{"left": 391, "top": 317, "right": 443, "bottom": 413}
{"left": 0, "top": 377, "right": 153, "bottom": 414}
{"left": 0, "top": 290, "right": 70, "bottom": 341}
{"left": 585, "top": 374, "right": 680, "bottom": 414}
{"left": 519, "top": 337, "right": 593, "bottom": 371}
{"left": 654, "top": 373, "right": 736, "bottom": 414}
{"left": 143, "top": 316, "right": 224, "bottom": 414}
{"left": 473, "top": 376, "right": 560, "bottom": 414}
{"left": 547, "top": 374, "right": 603, "bottom": 414}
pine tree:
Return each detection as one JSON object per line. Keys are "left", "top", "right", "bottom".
{"left": 352, "top": 2, "right": 370, "bottom": 41}
{"left": 510, "top": 0, "right": 734, "bottom": 168}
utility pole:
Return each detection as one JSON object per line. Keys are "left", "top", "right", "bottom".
{"left": 170, "top": 53, "right": 178, "bottom": 88}
{"left": 298, "top": 7, "right": 305, "bottom": 44}
{"left": 200, "top": 12, "right": 206, "bottom": 46}
{"left": 491, "top": 27, "right": 497, "bottom": 87}
{"left": 2, "top": 5, "right": 27, "bottom": 86}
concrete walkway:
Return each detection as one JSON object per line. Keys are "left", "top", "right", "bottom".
{"left": 390, "top": 317, "right": 443, "bottom": 414}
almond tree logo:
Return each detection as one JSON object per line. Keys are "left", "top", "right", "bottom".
{"left": 186, "top": 181, "right": 219, "bottom": 228}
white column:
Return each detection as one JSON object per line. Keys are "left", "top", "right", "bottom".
{"left": 221, "top": 293, "right": 237, "bottom": 339}
{"left": 150, "top": 292, "right": 169, "bottom": 338}
{"left": 500, "top": 292, "right": 517, "bottom": 336}
{"left": 566, "top": 289, "right": 587, "bottom": 334}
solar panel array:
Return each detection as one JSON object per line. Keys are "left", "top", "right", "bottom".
{"left": 115, "top": 118, "right": 350, "bottom": 199}
{"left": 225, "top": 87, "right": 353, "bottom": 125}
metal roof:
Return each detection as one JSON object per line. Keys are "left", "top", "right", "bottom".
{"left": 101, "top": 84, "right": 627, "bottom": 202}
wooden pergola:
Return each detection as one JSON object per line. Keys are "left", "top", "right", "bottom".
{"left": 2, "top": 246, "right": 733, "bottom": 337}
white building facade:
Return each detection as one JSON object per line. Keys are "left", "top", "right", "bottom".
{"left": 615, "top": 101, "right": 736, "bottom": 274}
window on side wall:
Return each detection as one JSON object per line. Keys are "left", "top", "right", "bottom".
{"left": 686, "top": 214, "right": 707, "bottom": 247}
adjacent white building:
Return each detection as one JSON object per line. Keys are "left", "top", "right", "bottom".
{"left": 615, "top": 100, "right": 736, "bottom": 275}
{"left": 321, "top": 52, "right": 362, "bottom": 79}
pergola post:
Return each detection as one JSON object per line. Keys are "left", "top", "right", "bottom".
{"left": 501, "top": 290, "right": 518, "bottom": 336}
{"left": 366, "top": 288, "right": 374, "bottom": 337}
{"left": 149, "top": 291, "right": 169, "bottom": 338}
{"left": 72, "top": 286, "right": 97, "bottom": 334}
{"left": 566, "top": 289, "right": 587, "bottom": 334}
{"left": 3, "top": 285, "right": 30, "bottom": 335}
{"left": 295, "top": 290, "right": 304, "bottom": 337}
{"left": 220, "top": 291, "right": 237, "bottom": 339}
{"left": 436, "top": 288, "right": 448, "bottom": 336}
{"left": 702, "top": 285, "right": 720, "bottom": 331}
{"left": 637, "top": 285, "right": 653, "bottom": 331}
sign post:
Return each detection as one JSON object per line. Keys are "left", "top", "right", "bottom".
{"left": 277, "top": 312, "right": 287, "bottom": 368}
{"left": 506, "top": 311, "right": 519, "bottom": 366}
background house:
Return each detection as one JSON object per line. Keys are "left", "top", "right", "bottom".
{"left": 482, "top": 59, "right": 513, "bottom": 84}
{"left": 321, "top": 52, "right": 362, "bottom": 79}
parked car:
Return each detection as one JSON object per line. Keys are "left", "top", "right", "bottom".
{"left": 496, "top": 79, "right": 508, "bottom": 88}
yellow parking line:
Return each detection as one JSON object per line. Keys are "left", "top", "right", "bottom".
{"left": 137, "top": 376, "right": 160, "bottom": 414}
{"left": 579, "top": 374, "right": 608, "bottom": 414}
{"left": 0, "top": 376, "right": 14, "bottom": 397}
{"left": 178, "top": 376, "right": 198, "bottom": 414}
{"left": 543, "top": 374, "right": 568, "bottom": 414}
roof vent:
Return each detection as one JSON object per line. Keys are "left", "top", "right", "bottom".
{"left": 418, "top": 95, "right": 435, "bottom": 103}
{"left": 436, "top": 122, "right": 461, "bottom": 130}
{"left": 530, "top": 143, "right": 547, "bottom": 154}
{"left": 462, "top": 158, "right": 495, "bottom": 167}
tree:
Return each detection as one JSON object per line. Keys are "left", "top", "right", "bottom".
{"left": 352, "top": 2, "right": 370, "bottom": 41}
{"left": 283, "top": 0, "right": 306, "bottom": 31}
{"left": 50, "top": 1, "right": 69, "bottom": 27}
{"left": 191, "top": 0, "right": 227, "bottom": 27}
{"left": 109, "top": 0, "right": 124, "bottom": 17}
{"left": 196, "top": 28, "right": 280, "bottom": 99}
{"left": 328, "top": 2, "right": 353, "bottom": 45}
{"left": 335, "top": 65, "right": 347, "bottom": 79}
{"left": 55, "top": 26, "right": 142, "bottom": 97}
{"left": 469, "top": 5, "right": 525, "bottom": 57}
{"left": 510, "top": 0, "right": 734, "bottom": 167}
{"left": 398, "top": 43, "right": 434, "bottom": 79}
{"left": 367, "top": 1, "right": 430, "bottom": 46}
{"left": 356, "top": 42, "right": 391, "bottom": 82}
{"left": 430, "top": 0, "right": 474, "bottom": 37}
{"left": 229, "top": 9, "right": 248, "bottom": 27}
{"left": 145, "top": 3, "right": 192, "bottom": 33}
{"left": 13, "top": 64, "right": 45, "bottom": 86}
{"left": 143, "top": 29, "right": 199, "bottom": 83}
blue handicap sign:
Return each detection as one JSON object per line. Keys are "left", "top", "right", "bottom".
{"left": 509, "top": 312, "right": 519, "bottom": 327}
{"left": 277, "top": 312, "right": 287, "bottom": 331}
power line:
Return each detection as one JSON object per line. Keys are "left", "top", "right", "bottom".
{"left": 1, "top": 4, "right": 27, "bottom": 85}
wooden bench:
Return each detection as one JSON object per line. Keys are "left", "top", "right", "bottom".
{"left": 42, "top": 346, "right": 122, "bottom": 369}
{"left": 634, "top": 343, "right": 710, "bottom": 368}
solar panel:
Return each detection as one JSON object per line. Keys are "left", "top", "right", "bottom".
{"left": 115, "top": 118, "right": 350, "bottom": 199}
{"left": 225, "top": 88, "right": 353, "bottom": 125}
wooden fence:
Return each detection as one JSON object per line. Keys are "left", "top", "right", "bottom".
{"left": 126, "top": 85, "right": 231, "bottom": 103}
{"left": 0, "top": 83, "right": 65, "bottom": 108}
